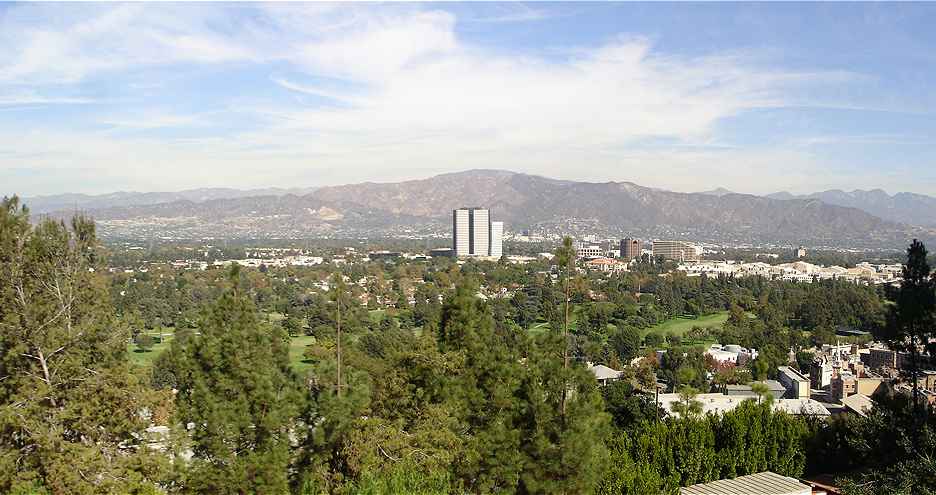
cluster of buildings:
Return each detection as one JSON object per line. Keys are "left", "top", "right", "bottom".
{"left": 593, "top": 337, "right": 936, "bottom": 422}
{"left": 678, "top": 260, "right": 903, "bottom": 285}
{"left": 226, "top": 255, "right": 324, "bottom": 268}
{"left": 452, "top": 207, "right": 504, "bottom": 258}
{"left": 808, "top": 342, "right": 936, "bottom": 410}
{"left": 570, "top": 237, "right": 704, "bottom": 273}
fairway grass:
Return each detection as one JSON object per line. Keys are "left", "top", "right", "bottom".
{"left": 644, "top": 311, "right": 729, "bottom": 337}
{"left": 127, "top": 329, "right": 175, "bottom": 367}
{"left": 288, "top": 335, "right": 318, "bottom": 373}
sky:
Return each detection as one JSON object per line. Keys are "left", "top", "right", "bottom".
{"left": 2, "top": 2, "right": 936, "bottom": 197}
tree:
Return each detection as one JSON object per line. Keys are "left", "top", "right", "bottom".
{"left": 878, "top": 240, "right": 935, "bottom": 416}
{"left": 602, "top": 380, "right": 661, "bottom": 430}
{"left": 135, "top": 332, "right": 155, "bottom": 352}
{"left": 331, "top": 271, "right": 347, "bottom": 398}
{"left": 0, "top": 197, "right": 167, "bottom": 493}
{"left": 751, "top": 382, "right": 775, "bottom": 405}
{"left": 671, "top": 367, "right": 703, "bottom": 417}
{"left": 282, "top": 315, "right": 302, "bottom": 337}
{"left": 610, "top": 325, "right": 642, "bottom": 363}
{"left": 172, "top": 267, "right": 304, "bottom": 493}
{"left": 435, "top": 281, "right": 525, "bottom": 491}
{"left": 555, "top": 237, "right": 576, "bottom": 418}
{"left": 644, "top": 331, "right": 665, "bottom": 348}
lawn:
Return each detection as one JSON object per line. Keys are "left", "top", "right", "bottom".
{"left": 288, "top": 335, "right": 317, "bottom": 373}
{"left": 644, "top": 311, "right": 730, "bottom": 338}
{"left": 127, "top": 328, "right": 175, "bottom": 367}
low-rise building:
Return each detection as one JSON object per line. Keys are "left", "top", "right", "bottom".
{"left": 830, "top": 372, "right": 858, "bottom": 402}
{"left": 810, "top": 359, "right": 833, "bottom": 389}
{"left": 588, "top": 364, "right": 623, "bottom": 385}
{"left": 706, "top": 344, "right": 758, "bottom": 366}
{"left": 658, "top": 393, "right": 830, "bottom": 418}
{"left": 652, "top": 240, "right": 702, "bottom": 262}
{"left": 862, "top": 348, "right": 897, "bottom": 371}
{"left": 681, "top": 471, "right": 813, "bottom": 495}
{"left": 583, "top": 257, "right": 628, "bottom": 273}
{"left": 778, "top": 366, "right": 810, "bottom": 399}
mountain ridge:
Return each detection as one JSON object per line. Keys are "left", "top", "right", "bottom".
{"left": 767, "top": 189, "right": 936, "bottom": 227}
{"left": 25, "top": 169, "right": 932, "bottom": 248}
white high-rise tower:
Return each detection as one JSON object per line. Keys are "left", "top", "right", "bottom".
{"left": 470, "top": 208, "right": 490, "bottom": 257}
{"left": 453, "top": 208, "right": 470, "bottom": 256}
{"left": 490, "top": 221, "right": 503, "bottom": 258}
{"left": 452, "top": 208, "right": 504, "bottom": 258}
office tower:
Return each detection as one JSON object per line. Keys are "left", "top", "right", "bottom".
{"left": 621, "top": 238, "right": 641, "bottom": 260}
{"left": 453, "top": 208, "right": 470, "bottom": 256}
{"left": 651, "top": 240, "right": 702, "bottom": 261}
{"left": 470, "top": 208, "right": 490, "bottom": 256}
{"left": 452, "top": 208, "right": 505, "bottom": 257}
{"left": 490, "top": 221, "right": 504, "bottom": 258}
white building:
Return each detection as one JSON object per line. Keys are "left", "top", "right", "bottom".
{"left": 471, "top": 208, "right": 490, "bottom": 257}
{"left": 576, "top": 242, "right": 604, "bottom": 259}
{"left": 490, "top": 221, "right": 504, "bottom": 258}
{"left": 588, "top": 363, "right": 624, "bottom": 385}
{"left": 706, "top": 344, "right": 758, "bottom": 365}
{"left": 453, "top": 208, "right": 471, "bottom": 256}
{"left": 777, "top": 366, "right": 810, "bottom": 399}
{"left": 658, "top": 393, "right": 830, "bottom": 419}
{"left": 453, "top": 208, "right": 507, "bottom": 258}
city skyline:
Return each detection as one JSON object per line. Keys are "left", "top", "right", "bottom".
{"left": 2, "top": 3, "right": 936, "bottom": 197}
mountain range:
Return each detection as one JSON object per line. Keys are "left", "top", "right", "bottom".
{"left": 21, "top": 187, "right": 318, "bottom": 215}
{"left": 765, "top": 190, "right": 936, "bottom": 228}
{"left": 17, "top": 170, "right": 935, "bottom": 248}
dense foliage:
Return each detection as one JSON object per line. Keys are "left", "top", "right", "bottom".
{"left": 2, "top": 195, "right": 933, "bottom": 494}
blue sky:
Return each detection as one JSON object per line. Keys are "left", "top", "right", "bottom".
{"left": 2, "top": 2, "right": 935, "bottom": 197}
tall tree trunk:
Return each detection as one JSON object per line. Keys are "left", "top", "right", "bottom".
{"left": 561, "top": 257, "right": 571, "bottom": 419}
{"left": 336, "top": 291, "right": 342, "bottom": 399}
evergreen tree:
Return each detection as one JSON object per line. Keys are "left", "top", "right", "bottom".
{"left": 172, "top": 266, "right": 304, "bottom": 493}
{"left": 0, "top": 197, "right": 167, "bottom": 494}
{"left": 517, "top": 331, "right": 611, "bottom": 494}
{"left": 439, "top": 281, "right": 524, "bottom": 492}
{"left": 878, "top": 240, "right": 935, "bottom": 415}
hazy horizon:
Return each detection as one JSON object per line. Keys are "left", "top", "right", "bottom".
{"left": 14, "top": 167, "right": 933, "bottom": 200}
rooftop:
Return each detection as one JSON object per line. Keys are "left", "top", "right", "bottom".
{"left": 680, "top": 471, "right": 812, "bottom": 495}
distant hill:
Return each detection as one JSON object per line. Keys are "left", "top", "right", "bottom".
{"left": 29, "top": 170, "right": 932, "bottom": 247}
{"left": 21, "top": 187, "right": 318, "bottom": 214}
{"left": 697, "top": 187, "right": 737, "bottom": 197}
{"left": 767, "top": 189, "right": 936, "bottom": 227}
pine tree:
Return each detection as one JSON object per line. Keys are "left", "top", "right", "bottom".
{"left": 439, "top": 280, "right": 524, "bottom": 492}
{"left": 173, "top": 266, "right": 304, "bottom": 493}
{"left": 554, "top": 237, "right": 576, "bottom": 418}
{"left": 879, "top": 240, "right": 936, "bottom": 416}
{"left": 517, "top": 331, "right": 610, "bottom": 494}
{"left": 0, "top": 197, "right": 167, "bottom": 494}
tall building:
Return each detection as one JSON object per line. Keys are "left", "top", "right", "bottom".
{"left": 452, "top": 208, "right": 504, "bottom": 257}
{"left": 490, "top": 221, "right": 504, "bottom": 258}
{"left": 470, "top": 208, "right": 490, "bottom": 257}
{"left": 652, "top": 240, "right": 702, "bottom": 261}
{"left": 620, "top": 238, "right": 641, "bottom": 260}
{"left": 453, "top": 208, "right": 470, "bottom": 256}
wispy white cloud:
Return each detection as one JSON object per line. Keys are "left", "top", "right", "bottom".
{"left": 97, "top": 111, "right": 208, "bottom": 131}
{"left": 461, "top": 4, "right": 557, "bottom": 24}
{"left": 1, "top": 3, "right": 927, "bottom": 196}
{"left": 269, "top": 76, "right": 367, "bottom": 106}
{"left": 0, "top": 92, "right": 96, "bottom": 107}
